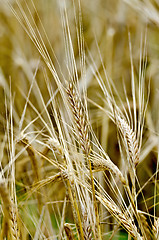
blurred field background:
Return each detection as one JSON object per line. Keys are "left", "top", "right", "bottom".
{"left": 0, "top": 0, "right": 159, "bottom": 239}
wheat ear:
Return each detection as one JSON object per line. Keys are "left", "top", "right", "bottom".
{"left": 97, "top": 193, "right": 143, "bottom": 240}
{"left": 0, "top": 181, "right": 20, "bottom": 240}
{"left": 138, "top": 211, "right": 152, "bottom": 240}
{"left": 66, "top": 82, "right": 102, "bottom": 239}
{"left": 66, "top": 83, "right": 91, "bottom": 155}
{"left": 153, "top": 218, "right": 159, "bottom": 240}
{"left": 91, "top": 153, "right": 126, "bottom": 186}
{"left": 64, "top": 223, "right": 76, "bottom": 240}
{"left": 82, "top": 210, "right": 92, "bottom": 240}
{"left": 116, "top": 114, "right": 139, "bottom": 167}
{"left": 20, "top": 137, "right": 40, "bottom": 182}
{"left": 116, "top": 114, "right": 138, "bottom": 210}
